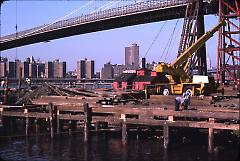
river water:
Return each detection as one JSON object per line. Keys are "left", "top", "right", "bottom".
{"left": 0, "top": 128, "right": 239, "bottom": 161}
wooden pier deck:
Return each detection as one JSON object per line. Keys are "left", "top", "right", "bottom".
{"left": 0, "top": 95, "right": 239, "bottom": 153}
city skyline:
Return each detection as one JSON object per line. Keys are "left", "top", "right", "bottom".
{"left": 1, "top": 1, "right": 219, "bottom": 72}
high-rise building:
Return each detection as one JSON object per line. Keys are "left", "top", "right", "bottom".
{"left": 37, "top": 63, "right": 45, "bottom": 78}
{"left": 45, "top": 60, "right": 66, "bottom": 78}
{"left": 15, "top": 60, "right": 22, "bottom": 79}
{"left": 77, "top": 60, "right": 86, "bottom": 79}
{"left": 29, "top": 63, "right": 37, "bottom": 78}
{"left": 86, "top": 60, "right": 94, "bottom": 79}
{"left": 45, "top": 62, "right": 54, "bottom": 78}
{"left": 77, "top": 59, "right": 94, "bottom": 79}
{"left": 22, "top": 62, "right": 30, "bottom": 78}
{"left": 6, "top": 61, "right": 16, "bottom": 78}
{"left": 0, "top": 61, "right": 6, "bottom": 78}
{"left": 101, "top": 62, "right": 114, "bottom": 79}
{"left": 53, "top": 60, "right": 66, "bottom": 78}
{"left": 125, "top": 43, "right": 139, "bottom": 68}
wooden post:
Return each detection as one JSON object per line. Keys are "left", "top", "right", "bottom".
{"left": 57, "top": 110, "right": 60, "bottom": 135}
{"left": 25, "top": 117, "right": 29, "bottom": 136}
{"left": 95, "top": 121, "right": 100, "bottom": 131}
{"left": 136, "top": 127, "right": 141, "bottom": 140}
{"left": 208, "top": 118, "right": 215, "bottom": 153}
{"left": 122, "top": 120, "right": 127, "bottom": 145}
{"left": 53, "top": 105, "right": 58, "bottom": 133}
{"left": 35, "top": 118, "right": 39, "bottom": 134}
{"left": 0, "top": 107, "right": 3, "bottom": 129}
{"left": 24, "top": 108, "right": 29, "bottom": 136}
{"left": 3, "top": 78, "right": 8, "bottom": 105}
{"left": 48, "top": 103, "right": 54, "bottom": 139}
{"left": 84, "top": 102, "right": 92, "bottom": 143}
{"left": 163, "top": 125, "right": 169, "bottom": 149}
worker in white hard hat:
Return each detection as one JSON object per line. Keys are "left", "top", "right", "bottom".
{"left": 174, "top": 92, "right": 191, "bottom": 111}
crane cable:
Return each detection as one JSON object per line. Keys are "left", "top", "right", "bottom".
{"left": 143, "top": 21, "right": 167, "bottom": 58}
{"left": 164, "top": 20, "right": 179, "bottom": 61}
{"left": 159, "top": 19, "right": 179, "bottom": 62}
{"left": 168, "top": 23, "right": 182, "bottom": 63}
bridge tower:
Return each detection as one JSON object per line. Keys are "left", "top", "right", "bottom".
{"left": 178, "top": 0, "right": 207, "bottom": 76}
{"left": 218, "top": 0, "right": 240, "bottom": 85}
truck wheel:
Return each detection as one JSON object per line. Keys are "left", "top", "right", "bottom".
{"left": 183, "top": 86, "right": 193, "bottom": 96}
{"left": 161, "top": 86, "right": 171, "bottom": 96}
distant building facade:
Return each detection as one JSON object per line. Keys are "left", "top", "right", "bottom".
{"left": 0, "top": 62, "right": 6, "bottom": 78}
{"left": 125, "top": 43, "right": 139, "bottom": 68}
{"left": 53, "top": 60, "right": 66, "bottom": 78}
{"left": 77, "top": 59, "right": 95, "bottom": 79}
{"left": 101, "top": 62, "right": 114, "bottom": 79}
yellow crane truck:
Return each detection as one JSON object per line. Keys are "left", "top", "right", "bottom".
{"left": 154, "top": 21, "right": 225, "bottom": 96}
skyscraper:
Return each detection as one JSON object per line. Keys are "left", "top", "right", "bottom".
{"left": 86, "top": 60, "right": 94, "bottom": 79}
{"left": 77, "top": 59, "right": 95, "bottom": 79}
{"left": 0, "top": 61, "right": 6, "bottom": 78}
{"left": 125, "top": 43, "right": 139, "bottom": 68}
{"left": 45, "top": 60, "right": 66, "bottom": 78}
{"left": 45, "top": 62, "right": 54, "bottom": 78}
{"left": 6, "top": 61, "right": 16, "bottom": 78}
{"left": 22, "top": 61, "right": 30, "bottom": 78}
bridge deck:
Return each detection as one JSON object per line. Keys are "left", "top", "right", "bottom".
{"left": 0, "top": 0, "right": 218, "bottom": 51}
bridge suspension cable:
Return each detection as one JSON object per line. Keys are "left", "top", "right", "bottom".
{"left": 21, "top": 1, "right": 94, "bottom": 38}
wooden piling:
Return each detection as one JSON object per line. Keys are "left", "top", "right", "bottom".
{"left": 83, "top": 102, "right": 92, "bottom": 143}
{"left": 163, "top": 125, "right": 169, "bottom": 149}
{"left": 25, "top": 117, "right": 29, "bottom": 136}
{"left": 57, "top": 110, "right": 60, "bottom": 135}
{"left": 122, "top": 120, "right": 127, "bottom": 145}
{"left": 208, "top": 118, "right": 215, "bottom": 153}
{"left": 95, "top": 121, "right": 100, "bottom": 131}
{"left": 35, "top": 118, "right": 39, "bottom": 134}
{"left": 3, "top": 87, "right": 8, "bottom": 105}
{"left": 24, "top": 107, "right": 29, "bottom": 136}
{"left": 48, "top": 103, "right": 54, "bottom": 138}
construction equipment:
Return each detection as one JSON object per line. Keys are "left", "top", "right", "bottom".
{"left": 154, "top": 20, "right": 225, "bottom": 96}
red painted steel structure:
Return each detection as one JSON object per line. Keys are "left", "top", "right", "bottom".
{"left": 218, "top": 0, "right": 240, "bottom": 85}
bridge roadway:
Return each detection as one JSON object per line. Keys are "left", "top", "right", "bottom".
{"left": 0, "top": 0, "right": 218, "bottom": 51}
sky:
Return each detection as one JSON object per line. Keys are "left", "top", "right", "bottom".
{"left": 1, "top": 0, "right": 219, "bottom": 72}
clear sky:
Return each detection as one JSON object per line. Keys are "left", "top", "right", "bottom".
{"left": 1, "top": 0, "right": 219, "bottom": 72}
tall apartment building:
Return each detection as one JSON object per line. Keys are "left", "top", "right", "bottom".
{"left": 22, "top": 61, "right": 30, "bottom": 78}
{"left": 77, "top": 60, "right": 86, "bottom": 79}
{"left": 37, "top": 63, "right": 45, "bottom": 78}
{"left": 86, "top": 60, "right": 94, "bottom": 79}
{"left": 77, "top": 59, "right": 94, "bottom": 79}
{"left": 125, "top": 43, "right": 139, "bottom": 68}
{"left": 15, "top": 60, "right": 22, "bottom": 79}
{"left": 101, "top": 62, "right": 114, "bottom": 79}
{"left": 45, "top": 60, "right": 66, "bottom": 78}
{"left": 45, "top": 62, "right": 54, "bottom": 78}
{"left": 6, "top": 61, "right": 16, "bottom": 78}
{"left": 29, "top": 63, "right": 38, "bottom": 78}
{"left": 0, "top": 61, "right": 6, "bottom": 78}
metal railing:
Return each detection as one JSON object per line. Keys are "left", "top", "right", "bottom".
{"left": 1, "top": 0, "right": 189, "bottom": 42}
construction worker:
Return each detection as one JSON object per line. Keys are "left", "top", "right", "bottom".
{"left": 174, "top": 92, "right": 191, "bottom": 111}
